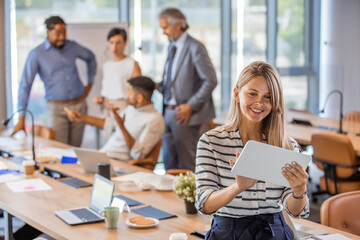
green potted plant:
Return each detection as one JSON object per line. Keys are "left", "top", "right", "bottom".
{"left": 173, "top": 172, "right": 197, "bottom": 214}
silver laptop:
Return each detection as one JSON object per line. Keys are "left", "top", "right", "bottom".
{"left": 55, "top": 174, "right": 115, "bottom": 225}
{"left": 282, "top": 210, "right": 328, "bottom": 240}
{"left": 74, "top": 148, "right": 116, "bottom": 176}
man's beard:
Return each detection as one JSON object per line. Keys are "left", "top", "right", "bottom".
{"left": 54, "top": 41, "right": 65, "bottom": 49}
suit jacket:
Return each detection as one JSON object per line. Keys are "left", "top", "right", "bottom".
{"left": 158, "top": 34, "right": 217, "bottom": 126}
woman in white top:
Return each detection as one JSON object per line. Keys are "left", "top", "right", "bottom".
{"left": 195, "top": 61, "right": 310, "bottom": 240}
{"left": 93, "top": 28, "right": 141, "bottom": 141}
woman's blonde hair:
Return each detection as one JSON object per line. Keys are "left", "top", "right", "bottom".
{"left": 223, "top": 61, "right": 292, "bottom": 149}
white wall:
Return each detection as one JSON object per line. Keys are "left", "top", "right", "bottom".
{"left": 320, "top": 0, "right": 360, "bottom": 118}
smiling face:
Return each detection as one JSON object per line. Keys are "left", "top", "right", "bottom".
{"left": 236, "top": 76, "right": 272, "bottom": 124}
{"left": 47, "top": 24, "right": 66, "bottom": 48}
{"left": 108, "top": 34, "right": 126, "bottom": 57}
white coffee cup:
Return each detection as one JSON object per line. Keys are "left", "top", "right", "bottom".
{"left": 169, "top": 233, "right": 188, "bottom": 240}
{"left": 159, "top": 175, "right": 174, "bottom": 189}
{"left": 23, "top": 160, "right": 35, "bottom": 175}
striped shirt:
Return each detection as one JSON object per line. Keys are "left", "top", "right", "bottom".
{"left": 195, "top": 128, "right": 310, "bottom": 219}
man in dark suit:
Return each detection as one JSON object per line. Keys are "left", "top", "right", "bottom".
{"left": 158, "top": 8, "right": 217, "bottom": 171}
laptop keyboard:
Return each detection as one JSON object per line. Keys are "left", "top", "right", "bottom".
{"left": 297, "top": 230, "right": 313, "bottom": 239}
{"left": 70, "top": 208, "right": 102, "bottom": 222}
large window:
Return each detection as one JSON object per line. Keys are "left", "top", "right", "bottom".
{"left": 243, "top": 0, "right": 267, "bottom": 67}
{"left": 276, "top": 0, "right": 308, "bottom": 110}
{"left": 7, "top": 0, "right": 319, "bottom": 145}
{"left": 267, "top": 0, "right": 318, "bottom": 111}
{"left": 129, "top": 0, "right": 221, "bottom": 111}
{"left": 13, "top": 0, "right": 118, "bottom": 124}
{"left": 12, "top": 0, "right": 118, "bottom": 147}
{"left": 277, "top": 0, "right": 305, "bottom": 67}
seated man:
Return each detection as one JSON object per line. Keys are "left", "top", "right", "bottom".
{"left": 67, "top": 76, "right": 165, "bottom": 161}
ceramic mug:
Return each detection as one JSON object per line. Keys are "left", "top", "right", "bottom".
{"left": 169, "top": 232, "right": 188, "bottom": 240}
{"left": 99, "top": 206, "right": 119, "bottom": 228}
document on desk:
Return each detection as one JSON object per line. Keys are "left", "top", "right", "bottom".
{"left": 37, "top": 147, "right": 76, "bottom": 158}
{"left": 6, "top": 179, "right": 52, "bottom": 192}
{"left": 113, "top": 172, "right": 155, "bottom": 181}
{"left": 0, "top": 137, "right": 24, "bottom": 147}
{"left": 231, "top": 140, "right": 311, "bottom": 187}
{"left": 0, "top": 169, "right": 24, "bottom": 183}
{"left": 0, "top": 174, "right": 24, "bottom": 183}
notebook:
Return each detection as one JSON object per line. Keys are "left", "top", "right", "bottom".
{"left": 54, "top": 174, "right": 114, "bottom": 225}
{"left": 231, "top": 140, "right": 311, "bottom": 187}
{"left": 132, "top": 206, "right": 177, "bottom": 220}
{"left": 73, "top": 148, "right": 116, "bottom": 176}
{"left": 60, "top": 178, "right": 92, "bottom": 188}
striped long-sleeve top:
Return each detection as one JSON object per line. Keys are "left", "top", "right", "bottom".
{"left": 195, "top": 128, "right": 310, "bottom": 219}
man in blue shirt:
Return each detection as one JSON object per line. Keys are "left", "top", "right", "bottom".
{"left": 11, "top": 16, "right": 97, "bottom": 147}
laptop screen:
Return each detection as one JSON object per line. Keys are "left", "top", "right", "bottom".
{"left": 89, "top": 174, "right": 115, "bottom": 213}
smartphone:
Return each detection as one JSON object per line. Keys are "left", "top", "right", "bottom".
{"left": 64, "top": 107, "right": 75, "bottom": 117}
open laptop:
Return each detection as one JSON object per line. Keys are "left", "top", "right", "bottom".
{"left": 231, "top": 140, "right": 311, "bottom": 188}
{"left": 54, "top": 174, "right": 115, "bottom": 225}
{"left": 282, "top": 210, "right": 328, "bottom": 239}
{"left": 73, "top": 148, "right": 117, "bottom": 176}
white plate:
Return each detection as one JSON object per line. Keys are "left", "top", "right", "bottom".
{"left": 126, "top": 217, "right": 159, "bottom": 229}
{"left": 154, "top": 184, "right": 173, "bottom": 192}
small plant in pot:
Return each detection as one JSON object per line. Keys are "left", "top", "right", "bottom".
{"left": 173, "top": 172, "right": 197, "bottom": 214}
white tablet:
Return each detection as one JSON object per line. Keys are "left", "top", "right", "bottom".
{"left": 231, "top": 140, "right": 311, "bottom": 187}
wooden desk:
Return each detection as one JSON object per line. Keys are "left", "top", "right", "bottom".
{"left": 284, "top": 112, "right": 360, "bottom": 155}
{"left": 1, "top": 135, "right": 359, "bottom": 240}
{"left": 0, "top": 137, "right": 211, "bottom": 240}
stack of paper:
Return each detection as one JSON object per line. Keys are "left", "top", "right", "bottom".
{"left": 6, "top": 179, "right": 52, "bottom": 192}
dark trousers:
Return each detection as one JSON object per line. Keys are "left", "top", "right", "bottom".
{"left": 205, "top": 212, "right": 294, "bottom": 240}
{"left": 162, "top": 108, "right": 200, "bottom": 171}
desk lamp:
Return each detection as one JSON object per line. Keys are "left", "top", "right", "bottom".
{"left": 2, "top": 108, "right": 37, "bottom": 167}
{"left": 319, "top": 90, "right": 343, "bottom": 134}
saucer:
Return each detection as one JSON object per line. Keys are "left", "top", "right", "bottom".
{"left": 126, "top": 217, "right": 159, "bottom": 229}
{"left": 155, "top": 184, "right": 173, "bottom": 192}
{"left": 118, "top": 180, "right": 142, "bottom": 192}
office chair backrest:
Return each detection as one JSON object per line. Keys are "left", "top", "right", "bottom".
{"left": 312, "top": 132, "right": 357, "bottom": 178}
{"left": 33, "top": 125, "right": 55, "bottom": 140}
{"left": 320, "top": 190, "right": 360, "bottom": 235}
{"left": 128, "top": 139, "right": 162, "bottom": 170}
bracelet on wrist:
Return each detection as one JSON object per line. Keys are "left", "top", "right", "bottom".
{"left": 292, "top": 190, "right": 307, "bottom": 199}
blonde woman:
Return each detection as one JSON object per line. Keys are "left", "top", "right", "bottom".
{"left": 195, "top": 61, "right": 309, "bottom": 240}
